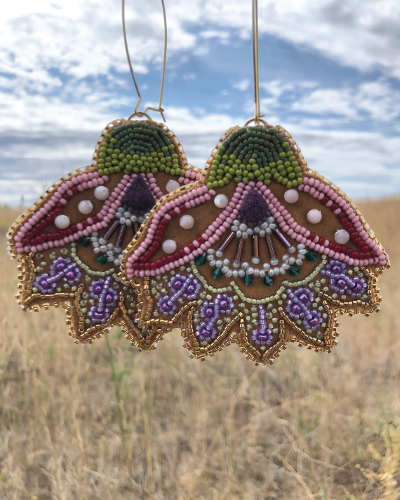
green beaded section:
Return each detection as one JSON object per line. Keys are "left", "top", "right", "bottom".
{"left": 242, "top": 274, "right": 254, "bottom": 286}
{"left": 206, "top": 126, "right": 303, "bottom": 190}
{"left": 79, "top": 236, "right": 91, "bottom": 247}
{"left": 97, "top": 122, "right": 185, "bottom": 177}
{"left": 305, "top": 250, "right": 318, "bottom": 261}
{"left": 263, "top": 275, "right": 274, "bottom": 287}
{"left": 212, "top": 268, "right": 223, "bottom": 279}
{"left": 194, "top": 254, "right": 207, "bottom": 266}
{"left": 288, "top": 265, "right": 300, "bottom": 276}
{"left": 96, "top": 255, "right": 108, "bottom": 265}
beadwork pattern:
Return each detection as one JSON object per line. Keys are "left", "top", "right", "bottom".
{"left": 8, "top": 118, "right": 201, "bottom": 346}
{"left": 196, "top": 294, "right": 235, "bottom": 344}
{"left": 157, "top": 273, "right": 202, "bottom": 316}
{"left": 121, "top": 122, "right": 388, "bottom": 365}
{"left": 8, "top": 118, "right": 388, "bottom": 364}
{"left": 97, "top": 122, "right": 185, "bottom": 178}
{"left": 206, "top": 127, "right": 303, "bottom": 189}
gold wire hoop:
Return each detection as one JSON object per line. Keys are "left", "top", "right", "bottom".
{"left": 245, "top": 0, "right": 264, "bottom": 125}
{"left": 252, "top": 0, "right": 260, "bottom": 120}
{"left": 127, "top": 111, "right": 153, "bottom": 121}
{"left": 244, "top": 117, "right": 269, "bottom": 127}
{"left": 122, "top": 0, "right": 167, "bottom": 122}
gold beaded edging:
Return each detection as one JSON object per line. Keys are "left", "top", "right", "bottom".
{"left": 15, "top": 257, "right": 144, "bottom": 344}
{"left": 8, "top": 118, "right": 201, "bottom": 345}
{"left": 122, "top": 122, "right": 388, "bottom": 365}
{"left": 7, "top": 118, "right": 388, "bottom": 362}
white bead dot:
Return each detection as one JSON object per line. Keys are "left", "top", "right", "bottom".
{"left": 306, "top": 209, "right": 322, "bottom": 224}
{"left": 162, "top": 239, "right": 177, "bottom": 254}
{"left": 214, "top": 194, "right": 229, "bottom": 208}
{"left": 284, "top": 189, "right": 299, "bottom": 204}
{"left": 334, "top": 229, "right": 350, "bottom": 244}
{"left": 78, "top": 200, "right": 93, "bottom": 214}
{"left": 166, "top": 180, "right": 180, "bottom": 193}
{"left": 54, "top": 215, "right": 70, "bottom": 229}
{"left": 94, "top": 186, "right": 109, "bottom": 201}
{"left": 179, "top": 215, "right": 194, "bottom": 229}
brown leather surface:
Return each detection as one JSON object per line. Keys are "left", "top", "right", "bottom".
{"left": 40, "top": 170, "right": 183, "bottom": 273}
{"left": 149, "top": 175, "right": 359, "bottom": 298}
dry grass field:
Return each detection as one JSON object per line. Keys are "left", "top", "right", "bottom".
{"left": 0, "top": 198, "right": 399, "bottom": 500}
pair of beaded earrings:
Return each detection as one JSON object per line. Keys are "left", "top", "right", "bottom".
{"left": 8, "top": 0, "right": 388, "bottom": 365}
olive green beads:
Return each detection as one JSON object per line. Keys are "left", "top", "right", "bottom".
{"left": 206, "top": 126, "right": 303, "bottom": 190}
{"left": 97, "top": 122, "right": 185, "bottom": 177}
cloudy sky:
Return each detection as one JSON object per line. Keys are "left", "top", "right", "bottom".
{"left": 1, "top": 0, "right": 400, "bottom": 206}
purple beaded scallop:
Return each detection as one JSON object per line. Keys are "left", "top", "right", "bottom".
{"left": 88, "top": 277, "right": 118, "bottom": 324}
{"left": 195, "top": 293, "right": 234, "bottom": 343}
{"left": 251, "top": 305, "right": 274, "bottom": 346}
{"left": 157, "top": 273, "right": 202, "bottom": 316}
{"left": 33, "top": 257, "right": 81, "bottom": 294}
{"left": 321, "top": 260, "right": 367, "bottom": 298}
{"left": 285, "top": 287, "right": 323, "bottom": 332}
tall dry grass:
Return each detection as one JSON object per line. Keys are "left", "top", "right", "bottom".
{"left": 0, "top": 198, "right": 399, "bottom": 500}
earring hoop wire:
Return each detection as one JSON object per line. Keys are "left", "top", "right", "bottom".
{"left": 251, "top": 0, "right": 265, "bottom": 124}
{"left": 122, "top": 0, "right": 168, "bottom": 122}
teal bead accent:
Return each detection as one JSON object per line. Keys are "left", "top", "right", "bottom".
{"left": 305, "top": 250, "right": 318, "bottom": 261}
{"left": 288, "top": 265, "right": 300, "bottom": 276}
{"left": 212, "top": 268, "right": 223, "bottom": 279}
{"left": 96, "top": 255, "right": 108, "bottom": 265}
{"left": 242, "top": 274, "right": 253, "bottom": 286}
{"left": 263, "top": 275, "right": 274, "bottom": 287}
{"left": 79, "top": 236, "right": 91, "bottom": 247}
{"left": 194, "top": 254, "right": 207, "bottom": 266}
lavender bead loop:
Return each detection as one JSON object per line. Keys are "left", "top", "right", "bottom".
{"left": 33, "top": 273, "right": 57, "bottom": 295}
{"left": 251, "top": 305, "right": 273, "bottom": 346}
{"left": 33, "top": 257, "right": 81, "bottom": 294}
{"left": 285, "top": 287, "right": 323, "bottom": 333}
{"left": 195, "top": 294, "right": 234, "bottom": 343}
{"left": 88, "top": 276, "right": 118, "bottom": 324}
{"left": 157, "top": 273, "right": 202, "bottom": 316}
{"left": 321, "top": 259, "right": 367, "bottom": 298}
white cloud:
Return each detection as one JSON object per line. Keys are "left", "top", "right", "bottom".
{"left": 4, "top": 0, "right": 400, "bottom": 97}
{"left": 199, "top": 30, "right": 230, "bottom": 40}
{"left": 260, "top": 80, "right": 319, "bottom": 111}
{"left": 233, "top": 79, "right": 250, "bottom": 91}
{"left": 182, "top": 73, "right": 197, "bottom": 81}
{"left": 0, "top": 82, "right": 398, "bottom": 206}
{"left": 258, "top": 78, "right": 400, "bottom": 128}
{"left": 292, "top": 79, "right": 400, "bottom": 123}
{"left": 0, "top": 0, "right": 196, "bottom": 95}
{"left": 292, "top": 88, "right": 357, "bottom": 119}
{"left": 191, "top": 0, "right": 400, "bottom": 80}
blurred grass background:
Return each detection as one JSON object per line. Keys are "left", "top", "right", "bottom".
{"left": 0, "top": 198, "right": 399, "bottom": 500}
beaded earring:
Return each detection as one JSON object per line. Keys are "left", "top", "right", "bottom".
{"left": 120, "top": 1, "right": 389, "bottom": 364}
{"left": 8, "top": 1, "right": 389, "bottom": 362}
{"left": 7, "top": 0, "right": 202, "bottom": 345}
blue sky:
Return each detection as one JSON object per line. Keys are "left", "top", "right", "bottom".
{"left": 1, "top": 0, "right": 400, "bottom": 206}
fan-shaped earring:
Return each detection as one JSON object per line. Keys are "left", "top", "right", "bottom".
{"left": 7, "top": 0, "right": 201, "bottom": 345}
{"left": 8, "top": 0, "right": 389, "bottom": 365}
{"left": 119, "top": 0, "right": 389, "bottom": 364}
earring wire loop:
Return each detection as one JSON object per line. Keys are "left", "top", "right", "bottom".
{"left": 122, "top": 0, "right": 168, "bottom": 122}
{"left": 252, "top": 0, "right": 264, "bottom": 124}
